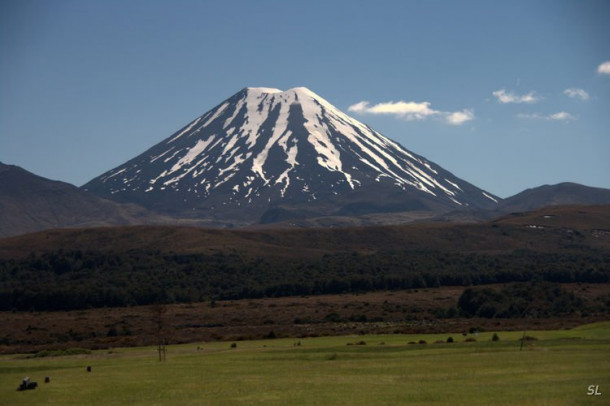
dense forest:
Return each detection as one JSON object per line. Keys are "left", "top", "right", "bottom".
{"left": 1, "top": 247, "right": 608, "bottom": 311}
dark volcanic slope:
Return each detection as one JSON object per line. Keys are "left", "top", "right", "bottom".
{"left": 0, "top": 162, "right": 159, "bottom": 237}
{"left": 83, "top": 87, "right": 500, "bottom": 224}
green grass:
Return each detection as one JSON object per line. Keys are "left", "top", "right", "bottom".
{"left": 2, "top": 323, "right": 609, "bottom": 405}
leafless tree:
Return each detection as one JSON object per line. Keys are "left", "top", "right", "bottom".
{"left": 151, "top": 303, "right": 167, "bottom": 361}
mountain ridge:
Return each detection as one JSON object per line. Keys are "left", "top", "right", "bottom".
{"left": 2, "top": 161, "right": 610, "bottom": 237}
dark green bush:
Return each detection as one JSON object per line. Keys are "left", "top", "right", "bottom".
{"left": 457, "top": 282, "right": 587, "bottom": 319}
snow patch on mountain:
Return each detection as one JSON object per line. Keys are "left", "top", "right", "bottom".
{"left": 482, "top": 191, "right": 499, "bottom": 203}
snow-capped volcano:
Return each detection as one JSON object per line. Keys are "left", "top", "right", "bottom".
{"left": 83, "top": 87, "right": 499, "bottom": 224}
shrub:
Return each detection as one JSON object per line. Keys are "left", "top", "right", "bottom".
{"left": 348, "top": 314, "right": 368, "bottom": 322}
{"left": 458, "top": 288, "right": 506, "bottom": 317}
{"left": 464, "top": 337, "right": 477, "bottom": 342}
{"left": 445, "top": 306, "right": 459, "bottom": 318}
{"left": 323, "top": 313, "right": 341, "bottom": 323}
{"left": 492, "top": 333, "right": 500, "bottom": 342}
{"left": 418, "top": 340, "right": 427, "bottom": 344}
{"left": 230, "top": 342, "right": 237, "bottom": 348}
{"left": 326, "top": 353, "right": 338, "bottom": 361}
{"left": 446, "top": 336, "right": 454, "bottom": 343}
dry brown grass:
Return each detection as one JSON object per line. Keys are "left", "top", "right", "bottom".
{"left": 2, "top": 283, "right": 607, "bottom": 354}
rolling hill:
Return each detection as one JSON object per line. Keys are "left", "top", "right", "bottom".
{"left": 0, "top": 162, "right": 163, "bottom": 238}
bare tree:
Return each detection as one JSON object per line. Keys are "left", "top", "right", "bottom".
{"left": 151, "top": 303, "right": 167, "bottom": 361}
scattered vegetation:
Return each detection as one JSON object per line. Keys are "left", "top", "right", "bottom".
{"left": 1, "top": 284, "right": 607, "bottom": 354}
{"left": 27, "top": 348, "right": 91, "bottom": 358}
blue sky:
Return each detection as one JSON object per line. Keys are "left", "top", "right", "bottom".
{"left": 1, "top": 0, "right": 609, "bottom": 198}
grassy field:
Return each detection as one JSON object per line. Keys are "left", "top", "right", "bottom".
{"left": 1, "top": 322, "right": 609, "bottom": 406}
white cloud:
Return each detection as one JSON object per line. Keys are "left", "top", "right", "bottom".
{"left": 597, "top": 61, "right": 610, "bottom": 74}
{"left": 348, "top": 100, "right": 438, "bottom": 120}
{"left": 445, "top": 109, "right": 474, "bottom": 125}
{"left": 348, "top": 100, "right": 474, "bottom": 125}
{"left": 346, "top": 101, "right": 370, "bottom": 114}
{"left": 492, "top": 89, "right": 539, "bottom": 104}
{"left": 518, "top": 111, "right": 575, "bottom": 121}
{"left": 564, "top": 88, "right": 589, "bottom": 101}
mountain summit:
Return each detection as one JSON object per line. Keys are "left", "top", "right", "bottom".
{"left": 83, "top": 87, "right": 500, "bottom": 224}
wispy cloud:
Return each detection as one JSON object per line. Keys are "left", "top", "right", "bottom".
{"left": 492, "top": 89, "right": 539, "bottom": 104}
{"left": 518, "top": 111, "right": 575, "bottom": 122}
{"left": 564, "top": 88, "right": 589, "bottom": 101}
{"left": 348, "top": 100, "right": 474, "bottom": 126}
{"left": 597, "top": 61, "right": 610, "bottom": 75}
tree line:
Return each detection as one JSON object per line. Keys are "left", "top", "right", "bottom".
{"left": 0, "top": 247, "right": 608, "bottom": 311}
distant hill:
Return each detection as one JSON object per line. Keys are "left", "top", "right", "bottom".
{"left": 0, "top": 162, "right": 164, "bottom": 237}
{"left": 499, "top": 183, "right": 610, "bottom": 213}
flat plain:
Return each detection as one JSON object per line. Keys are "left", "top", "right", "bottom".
{"left": 1, "top": 322, "right": 609, "bottom": 406}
